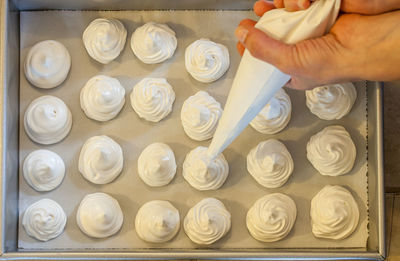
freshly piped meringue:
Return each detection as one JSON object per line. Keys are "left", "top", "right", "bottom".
{"left": 80, "top": 75, "right": 125, "bottom": 121}
{"left": 185, "top": 39, "right": 230, "bottom": 83}
{"left": 306, "top": 83, "right": 357, "bottom": 120}
{"left": 83, "top": 18, "right": 127, "bottom": 64}
{"left": 138, "top": 143, "right": 176, "bottom": 187}
{"left": 250, "top": 88, "right": 291, "bottom": 134}
{"left": 181, "top": 91, "right": 222, "bottom": 141}
{"left": 131, "top": 22, "right": 177, "bottom": 64}
{"left": 184, "top": 198, "right": 231, "bottom": 245}
{"left": 24, "top": 40, "right": 71, "bottom": 89}
{"left": 135, "top": 200, "right": 180, "bottom": 243}
{"left": 307, "top": 125, "right": 356, "bottom": 176}
{"left": 246, "top": 193, "right": 297, "bottom": 242}
{"left": 247, "top": 139, "right": 293, "bottom": 188}
{"left": 131, "top": 78, "right": 175, "bottom": 122}
{"left": 23, "top": 150, "right": 65, "bottom": 192}
{"left": 22, "top": 198, "right": 66, "bottom": 241}
{"left": 77, "top": 193, "right": 123, "bottom": 238}
{"left": 78, "top": 135, "right": 123, "bottom": 184}
{"left": 24, "top": 95, "right": 72, "bottom": 145}
{"left": 311, "top": 185, "right": 359, "bottom": 240}
{"left": 183, "top": 146, "right": 228, "bottom": 191}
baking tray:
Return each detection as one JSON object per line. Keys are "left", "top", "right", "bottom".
{"left": 0, "top": 0, "right": 385, "bottom": 260}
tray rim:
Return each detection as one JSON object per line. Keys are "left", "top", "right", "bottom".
{"left": 0, "top": 0, "right": 386, "bottom": 260}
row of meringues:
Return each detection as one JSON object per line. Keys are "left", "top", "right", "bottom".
{"left": 25, "top": 19, "right": 231, "bottom": 91}
{"left": 23, "top": 124, "right": 356, "bottom": 194}
{"left": 22, "top": 184, "right": 360, "bottom": 243}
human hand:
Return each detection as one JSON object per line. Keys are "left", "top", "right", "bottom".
{"left": 235, "top": 0, "right": 400, "bottom": 90}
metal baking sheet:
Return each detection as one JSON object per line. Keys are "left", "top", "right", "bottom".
{"left": 18, "top": 10, "right": 368, "bottom": 250}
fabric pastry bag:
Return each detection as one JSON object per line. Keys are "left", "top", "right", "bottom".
{"left": 207, "top": 0, "right": 341, "bottom": 158}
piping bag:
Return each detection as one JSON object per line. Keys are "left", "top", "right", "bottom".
{"left": 207, "top": 0, "right": 340, "bottom": 159}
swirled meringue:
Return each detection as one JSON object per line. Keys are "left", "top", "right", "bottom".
{"left": 306, "top": 83, "right": 357, "bottom": 120}
{"left": 24, "top": 95, "right": 72, "bottom": 145}
{"left": 185, "top": 39, "right": 230, "bottom": 83}
{"left": 22, "top": 199, "right": 66, "bottom": 241}
{"left": 131, "top": 78, "right": 175, "bottom": 122}
{"left": 131, "top": 22, "right": 177, "bottom": 64}
{"left": 311, "top": 185, "right": 359, "bottom": 240}
{"left": 247, "top": 139, "right": 294, "bottom": 188}
{"left": 138, "top": 143, "right": 176, "bottom": 187}
{"left": 183, "top": 146, "right": 229, "bottom": 191}
{"left": 78, "top": 135, "right": 123, "bottom": 184}
{"left": 307, "top": 125, "right": 356, "bottom": 176}
{"left": 181, "top": 91, "right": 222, "bottom": 141}
{"left": 80, "top": 75, "right": 125, "bottom": 121}
{"left": 184, "top": 198, "right": 231, "bottom": 245}
{"left": 83, "top": 18, "right": 127, "bottom": 64}
{"left": 135, "top": 200, "right": 180, "bottom": 243}
{"left": 24, "top": 40, "right": 71, "bottom": 89}
{"left": 250, "top": 88, "right": 291, "bottom": 134}
{"left": 77, "top": 193, "right": 123, "bottom": 238}
{"left": 23, "top": 150, "right": 65, "bottom": 192}
{"left": 246, "top": 193, "right": 297, "bottom": 242}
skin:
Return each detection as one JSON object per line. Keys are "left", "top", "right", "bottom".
{"left": 235, "top": 0, "right": 400, "bottom": 90}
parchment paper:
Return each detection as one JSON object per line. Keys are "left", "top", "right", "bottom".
{"left": 18, "top": 10, "right": 368, "bottom": 250}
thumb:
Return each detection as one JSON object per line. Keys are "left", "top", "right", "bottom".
{"left": 235, "top": 23, "right": 293, "bottom": 71}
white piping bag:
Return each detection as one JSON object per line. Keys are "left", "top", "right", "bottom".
{"left": 207, "top": 0, "right": 340, "bottom": 159}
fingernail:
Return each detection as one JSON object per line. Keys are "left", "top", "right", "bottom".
{"left": 235, "top": 26, "right": 249, "bottom": 44}
{"left": 297, "top": 0, "right": 308, "bottom": 9}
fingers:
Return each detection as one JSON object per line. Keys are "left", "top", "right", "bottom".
{"left": 235, "top": 23, "right": 291, "bottom": 68}
{"left": 236, "top": 42, "right": 245, "bottom": 56}
{"left": 238, "top": 18, "right": 257, "bottom": 27}
{"left": 274, "top": 0, "right": 310, "bottom": 11}
{"left": 253, "top": 0, "right": 276, "bottom": 16}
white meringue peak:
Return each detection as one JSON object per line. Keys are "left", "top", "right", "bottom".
{"left": 24, "top": 40, "right": 71, "bottom": 89}
{"left": 80, "top": 75, "right": 125, "bottom": 121}
{"left": 183, "top": 146, "right": 229, "bottom": 191}
{"left": 185, "top": 38, "right": 230, "bottom": 83}
{"left": 78, "top": 135, "right": 123, "bottom": 184}
{"left": 23, "top": 149, "right": 65, "bottom": 192}
{"left": 24, "top": 95, "right": 72, "bottom": 145}
{"left": 83, "top": 18, "right": 127, "bottom": 64}
{"left": 76, "top": 192, "right": 123, "bottom": 238}
{"left": 131, "top": 78, "right": 175, "bottom": 122}
{"left": 181, "top": 91, "right": 222, "bottom": 141}
{"left": 131, "top": 22, "right": 177, "bottom": 64}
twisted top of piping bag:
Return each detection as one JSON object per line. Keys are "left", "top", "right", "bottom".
{"left": 206, "top": 0, "right": 340, "bottom": 159}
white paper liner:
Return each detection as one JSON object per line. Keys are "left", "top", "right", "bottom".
{"left": 18, "top": 10, "right": 368, "bottom": 250}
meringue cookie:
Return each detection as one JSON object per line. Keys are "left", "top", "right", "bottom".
{"left": 76, "top": 192, "right": 123, "bottom": 238}
{"left": 22, "top": 198, "right": 66, "bottom": 241}
{"left": 246, "top": 193, "right": 297, "bottom": 242}
{"left": 250, "top": 88, "right": 292, "bottom": 134}
{"left": 247, "top": 139, "right": 294, "bottom": 188}
{"left": 24, "top": 40, "right": 71, "bottom": 89}
{"left": 183, "top": 146, "right": 229, "bottom": 191}
{"left": 131, "top": 78, "right": 175, "bottom": 122}
{"left": 80, "top": 75, "right": 125, "bottom": 121}
{"left": 24, "top": 95, "right": 72, "bottom": 145}
{"left": 83, "top": 18, "right": 127, "bottom": 64}
{"left": 131, "top": 22, "right": 177, "bottom": 64}
{"left": 311, "top": 185, "right": 359, "bottom": 240}
{"left": 23, "top": 150, "right": 65, "bottom": 192}
{"left": 307, "top": 125, "right": 356, "bottom": 176}
{"left": 181, "top": 91, "right": 222, "bottom": 141}
{"left": 138, "top": 143, "right": 176, "bottom": 187}
{"left": 135, "top": 200, "right": 180, "bottom": 243}
{"left": 306, "top": 83, "right": 357, "bottom": 120}
{"left": 184, "top": 198, "right": 231, "bottom": 245}
{"left": 185, "top": 39, "right": 230, "bottom": 83}
{"left": 78, "top": 135, "right": 123, "bottom": 184}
